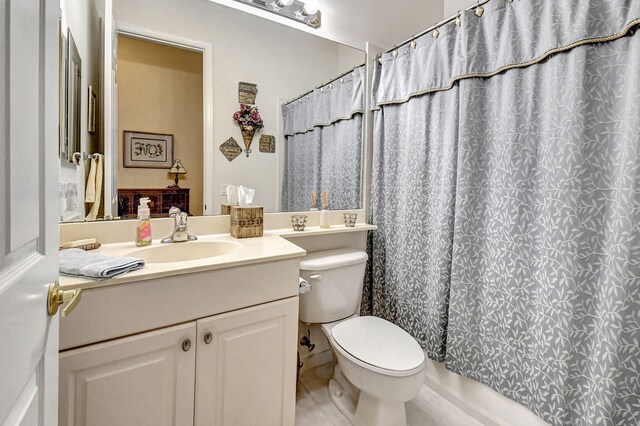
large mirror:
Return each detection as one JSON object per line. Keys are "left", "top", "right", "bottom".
{"left": 58, "top": 0, "right": 366, "bottom": 222}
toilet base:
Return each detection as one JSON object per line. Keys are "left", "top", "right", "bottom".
{"left": 353, "top": 391, "right": 407, "bottom": 426}
{"left": 328, "top": 364, "right": 408, "bottom": 426}
{"left": 328, "top": 364, "right": 358, "bottom": 421}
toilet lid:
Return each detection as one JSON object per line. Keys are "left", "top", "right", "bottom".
{"left": 331, "top": 316, "right": 425, "bottom": 372}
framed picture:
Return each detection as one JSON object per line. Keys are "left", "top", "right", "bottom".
{"left": 123, "top": 131, "right": 174, "bottom": 169}
{"left": 87, "top": 85, "right": 97, "bottom": 135}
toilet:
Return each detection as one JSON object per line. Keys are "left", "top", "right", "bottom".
{"left": 299, "top": 249, "right": 425, "bottom": 426}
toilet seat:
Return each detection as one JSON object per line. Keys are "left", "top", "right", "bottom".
{"left": 330, "top": 316, "right": 425, "bottom": 377}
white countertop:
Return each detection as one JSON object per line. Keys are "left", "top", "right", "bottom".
{"left": 59, "top": 224, "right": 376, "bottom": 291}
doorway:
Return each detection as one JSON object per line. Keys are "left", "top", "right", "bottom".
{"left": 112, "top": 26, "right": 214, "bottom": 217}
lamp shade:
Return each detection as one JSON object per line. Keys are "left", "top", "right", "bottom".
{"left": 169, "top": 159, "right": 187, "bottom": 175}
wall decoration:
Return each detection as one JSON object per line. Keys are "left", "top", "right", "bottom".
{"left": 259, "top": 135, "right": 276, "bottom": 153}
{"left": 233, "top": 104, "right": 264, "bottom": 157}
{"left": 238, "top": 82, "right": 258, "bottom": 104}
{"left": 88, "top": 85, "right": 97, "bottom": 135}
{"left": 219, "top": 137, "right": 243, "bottom": 162}
{"left": 123, "top": 130, "right": 174, "bottom": 168}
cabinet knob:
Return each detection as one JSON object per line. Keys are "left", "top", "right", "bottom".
{"left": 182, "top": 339, "right": 191, "bottom": 352}
{"left": 204, "top": 332, "right": 213, "bottom": 345}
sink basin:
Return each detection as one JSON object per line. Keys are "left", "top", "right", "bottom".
{"left": 127, "top": 241, "right": 241, "bottom": 264}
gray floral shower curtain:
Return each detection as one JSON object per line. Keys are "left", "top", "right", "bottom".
{"left": 282, "top": 66, "right": 365, "bottom": 211}
{"left": 366, "top": 0, "right": 640, "bottom": 424}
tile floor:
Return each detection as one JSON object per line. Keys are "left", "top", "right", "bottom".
{"left": 296, "top": 362, "right": 484, "bottom": 426}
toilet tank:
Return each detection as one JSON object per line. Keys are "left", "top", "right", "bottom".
{"left": 298, "top": 249, "right": 368, "bottom": 324}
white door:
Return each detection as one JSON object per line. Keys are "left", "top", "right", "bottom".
{"left": 194, "top": 298, "right": 298, "bottom": 426}
{"left": 59, "top": 322, "right": 197, "bottom": 426}
{"left": 0, "top": 0, "right": 61, "bottom": 424}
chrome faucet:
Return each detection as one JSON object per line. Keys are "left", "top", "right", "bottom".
{"left": 161, "top": 207, "right": 197, "bottom": 243}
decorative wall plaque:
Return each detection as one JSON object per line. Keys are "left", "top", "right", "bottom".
{"left": 238, "top": 82, "right": 258, "bottom": 104}
{"left": 219, "top": 137, "right": 243, "bottom": 162}
{"left": 259, "top": 135, "right": 276, "bottom": 153}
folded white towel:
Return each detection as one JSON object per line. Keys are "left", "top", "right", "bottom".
{"left": 59, "top": 248, "right": 145, "bottom": 279}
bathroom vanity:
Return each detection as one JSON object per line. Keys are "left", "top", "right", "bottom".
{"left": 57, "top": 234, "right": 306, "bottom": 426}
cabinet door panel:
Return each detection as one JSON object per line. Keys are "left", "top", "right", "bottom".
{"left": 195, "top": 298, "right": 298, "bottom": 426}
{"left": 59, "top": 322, "right": 196, "bottom": 426}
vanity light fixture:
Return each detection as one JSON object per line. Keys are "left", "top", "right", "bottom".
{"left": 301, "top": 0, "right": 319, "bottom": 15}
{"left": 231, "top": 0, "right": 321, "bottom": 29}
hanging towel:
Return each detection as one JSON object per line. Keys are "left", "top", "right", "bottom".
{"left": 85, "top": 154, "right": 103, "bottom": 221}
{"left": 85, "top": 156, "right": 98, "bottom": 203}
{"left": 59, "top": 248, "right": 145, "bottom": 279}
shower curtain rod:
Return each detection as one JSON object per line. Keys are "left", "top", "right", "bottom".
{"left": 282, "top": 63, "right": 365, "bottom": 108}
{"left": 381, "top": 0, "right": 493, "bottom": 56}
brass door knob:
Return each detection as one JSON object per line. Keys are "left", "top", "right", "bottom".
{"left": 47, "top": 281, "right": 82, "bottom": 318}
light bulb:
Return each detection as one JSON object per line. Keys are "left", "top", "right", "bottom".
{"left": 302, "top": 0, "right": 319, "bottom": 15}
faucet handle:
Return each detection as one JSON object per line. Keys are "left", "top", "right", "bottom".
{"left": 168, "top": 206, "right": 181, "bottom": 217}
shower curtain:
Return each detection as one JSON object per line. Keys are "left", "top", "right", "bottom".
{"left": 366, "top": 1, "right": 640, "bottom": 424}
{"left": 282, "top": 66, "right": 365, "bottom": 211}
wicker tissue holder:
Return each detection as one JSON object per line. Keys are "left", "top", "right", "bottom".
{"left": 230, "top": 206, "right": 264, "bottom": 239}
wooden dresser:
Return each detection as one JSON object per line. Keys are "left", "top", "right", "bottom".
{"left": 118, "top": 188, "right": 190, "bottom": 218}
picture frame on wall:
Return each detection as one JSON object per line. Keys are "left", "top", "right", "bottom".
{"left": 123, "top": 130, "right": 174, "bottom": 168}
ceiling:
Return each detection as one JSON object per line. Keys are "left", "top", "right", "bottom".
{"left": 206, "top": 0, "right": 445, "bottom": 51}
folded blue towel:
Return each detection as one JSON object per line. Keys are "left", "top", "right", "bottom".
{"left": 59, "top": 248, "right": 145, "bottom": 279}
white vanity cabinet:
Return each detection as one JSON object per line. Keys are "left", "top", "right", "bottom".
{"left": 195, "top": 298, "right": 298, "bottom": 426}
{"left": 59, "top": 323, "right": 197, "bottom": 426}
{"left": 58, "top": 257, "right": 302, "bottom": 426}
{"left": 59, "top": 298, "right": 298, "bottom": 426}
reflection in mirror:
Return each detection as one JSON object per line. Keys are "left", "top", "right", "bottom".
{"left": 58, "top": 0, "right": 103, "bottom": 223}
{"left": 58, "top": 0, "right": 366, "bottom": 222}
{"left": 64, "top": 31, "right": 82, "bottom": 164}
{"left": 281, "top": 65, "right": 365, "bottom": 212}
{"left": 116, "top": 36, "right": 204, "bottom": 218}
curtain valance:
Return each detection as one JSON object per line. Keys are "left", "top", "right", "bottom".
{"left": 372, "top": 0, "right": 640, "bottom": 108}
{"left": 283, "top": 65, "right": 365, "bottom": 136}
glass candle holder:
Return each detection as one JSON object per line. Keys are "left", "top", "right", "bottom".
{"left": 343, "top": 213, "right": 358, "bottom": 227}
{"left": 291, "top": 215, "right": 308, "bottom": 231}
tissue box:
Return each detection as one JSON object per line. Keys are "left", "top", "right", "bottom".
{"left": 230, "top": 206, "right": 264, "bottom": 239}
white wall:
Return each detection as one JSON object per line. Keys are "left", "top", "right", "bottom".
{"left": 208, "top": 0, "right": 444, "bottom": 50}
{"left": 115, "top": 0, "right": 364, "bottom": 214}
{"left": 444, "top": 0, "right": 476, "bottom": 17}
{"left": 59, "top": 0, "right": 103, "bottom": 221}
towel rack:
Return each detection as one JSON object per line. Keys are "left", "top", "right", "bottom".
{"left": 72, "top": 152, "right": 102, "bottom": 166}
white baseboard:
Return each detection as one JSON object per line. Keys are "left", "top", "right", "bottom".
{"left": 299, "top": 349, "right": 333, "bottom": 374}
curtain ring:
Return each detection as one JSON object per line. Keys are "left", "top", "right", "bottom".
{"left": 432, "top": 28, "right": 440, "bottom": 39}
{"left": 378, "top": 56, "right": 383, "bottom": 64}
{"left": 392, "top": 50, "right": 398, "bottom": 58}
{"left": 455, "top": 11, "right": 462, "bottom": 26}
{"left": 475, "top": 2, "right": 484, "bottom": 17}
{"left": 410, "top": 40, "right": 417, "bottom": 49}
